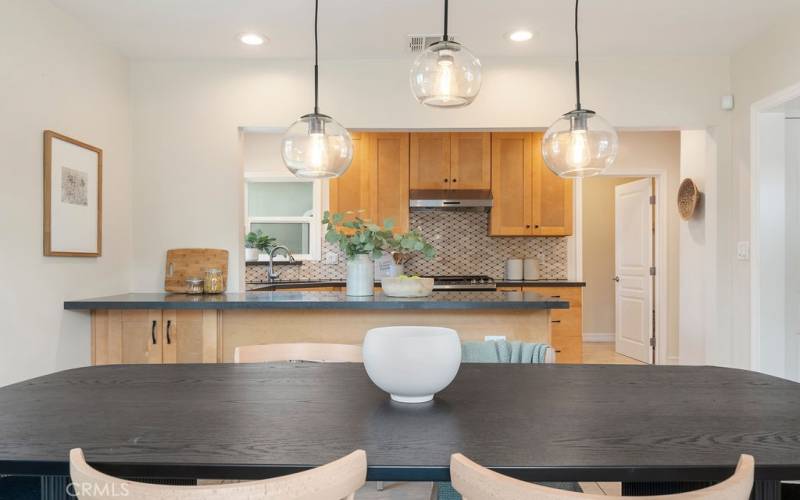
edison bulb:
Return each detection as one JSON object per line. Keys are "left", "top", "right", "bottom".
{"left": 542, "top": 110, "right": 618, "bottom": 178}
{"left": 282, "top": 114, "right": 353, "bottom": 178}
{"left": 410, "top": 40, "right": 482, "bottom": 108}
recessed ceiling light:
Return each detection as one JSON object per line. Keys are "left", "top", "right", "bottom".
{"left": 508, "top": 30, "right": 534, "bottom": 42}
{"left": 239, "top": 33, "right": 266, "bottom": 46}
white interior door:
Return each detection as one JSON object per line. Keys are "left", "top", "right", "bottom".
{"left": 614, "top": 179, "right": 654, "bottom": 363}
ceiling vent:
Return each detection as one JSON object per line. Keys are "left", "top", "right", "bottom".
{"left": 408, "top": 34, "right": 455, "bottom": 53}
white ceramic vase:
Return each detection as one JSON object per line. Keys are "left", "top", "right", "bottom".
{"left": 363, "top": 326, "right": 462, "bottom": 403}
{"left": 346, "top": 254, "right": 374, "bottom": 296}
{"left": 244, "top": 247, "right": 260, "bottom": 262}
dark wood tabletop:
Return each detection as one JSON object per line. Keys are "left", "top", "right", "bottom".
{"left": 1, "top": 363, "right": 800, "bottom": 483}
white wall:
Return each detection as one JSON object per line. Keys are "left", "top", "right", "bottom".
{"left": 785, "top": 118, "right": 800, "bottom": 380}
{"left": 0, "top": 0, "right": 132, "bottom": 386}
{"left": 130, "top": 56, "right": 731, "bottom": 292}
{"left": 728, "top": 10, "right": 800, "bottom": 369}
{"left": 678, "top": 130, "right": 719, "bottom": 365}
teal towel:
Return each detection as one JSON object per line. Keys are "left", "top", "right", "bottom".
{"left": 461, "top": 340, "right": 549, "bottom": 364}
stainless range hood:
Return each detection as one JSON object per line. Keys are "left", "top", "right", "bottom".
{"left": 409, "top": 190, "right": 493, "bottom": 210}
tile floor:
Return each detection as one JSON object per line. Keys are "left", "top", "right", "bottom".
{"left": 357, "top": 343, "right": 644, "bottom": 498}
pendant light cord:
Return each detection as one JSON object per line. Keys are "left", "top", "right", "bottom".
{"left": 574, "top": 0, "right": 582, "bottom": 110}
{"left": 443, "top": 0, "right": 449, "bottom": 41}
{"left": 314, "top": 0, "right": 320, "bottom": 114}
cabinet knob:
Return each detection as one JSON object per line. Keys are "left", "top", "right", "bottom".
{"left": 452, "top": 178, "right": 457, "bottom": 183}
{"left": 151, "top": 320, "right": 157, "bottom": 345}
{"left": 444, "top": 178, "right": 449, "bottom": 183}
{"left": 525, "top": 225, "right": 531, "bottom": 229}
{"left": 535, "top": 225, "right": 540, "bottom": 228}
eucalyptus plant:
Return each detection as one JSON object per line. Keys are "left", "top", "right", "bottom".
{"left": 323, "top": 211, "right": 394, "bottom": 260}
{"left": 323, "top": 211, "right": 436, "bottom": 262}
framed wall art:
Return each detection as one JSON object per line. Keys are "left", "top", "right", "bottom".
{"left": 43, "top": 130, "right": 102, "bottom": 256}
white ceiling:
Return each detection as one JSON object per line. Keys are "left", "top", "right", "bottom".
{"left": 51, "top": 0, "right": 798, "bottom": 60}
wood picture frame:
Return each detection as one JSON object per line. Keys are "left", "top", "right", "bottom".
{"left": 43, "top": 130, "right": 103, "bottom": 257}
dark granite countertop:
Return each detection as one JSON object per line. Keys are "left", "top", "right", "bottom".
{"left": 245, "top": 279, "right": 585, "bottom": 291}
{"left": 496, "top": 280, "right": 585, "bottom": 287}
{"left": 64, "top": 291, "right": 569, "bottom": 311}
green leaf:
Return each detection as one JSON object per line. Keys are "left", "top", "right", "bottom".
{"left": 383, "top": 218, "right": 395, "bottom": 230}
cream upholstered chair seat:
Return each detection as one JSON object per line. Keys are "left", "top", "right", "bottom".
{"left": 69, "top": 448, "right": 366, "bottom": 500}
{"left": 234, "top": 343, "right": 362, "bottom": 364}
{"left": 450, "top": 453, "right": 754, "bottom": 500}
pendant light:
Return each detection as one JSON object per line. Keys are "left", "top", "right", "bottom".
{"left": 409, "top": 0, "right": 482, "bottom": 108}
{"left": 282, "top": 0, "right": 353, "bottom": 178}
{"left": 541, "top": 0, "right": 618, "bottom": 178}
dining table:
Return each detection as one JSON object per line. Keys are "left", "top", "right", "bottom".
{"left": 1, "top": 363, "right": 800, "bottom": 499}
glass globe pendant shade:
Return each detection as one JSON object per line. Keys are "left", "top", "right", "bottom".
{"left": 541, "top": 109, "right": 619, "bottom": 178}
{"left": 410, "top": 40, "right": 482, "bottom": 108}
{"left": 281, "top": 113, "right": 353, "bottom": 179}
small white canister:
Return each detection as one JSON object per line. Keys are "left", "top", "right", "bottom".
{"left": 523, "top": 258, "right": 541, "bottom": 281}
{"left": 505, "top": 259, "right": 523, "bottom": 280}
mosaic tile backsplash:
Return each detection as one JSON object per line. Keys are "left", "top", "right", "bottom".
{"left": 245, "top": 211, "right": 568, "bottom": 282}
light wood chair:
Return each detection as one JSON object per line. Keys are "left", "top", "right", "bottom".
{"left": 69, "top": 448, "right": 366, "bottom": 500}
{"left": 450, "top": 453, "right": 754, "bottom": 500}
{"left": 234, "top": 343, "right": 363, "bottom": 364}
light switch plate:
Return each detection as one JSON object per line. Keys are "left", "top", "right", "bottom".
{"left": 484, "top": 335, "right": 506, "bottom": 341}
{"left": 737, "top": 241, "right": 750, "bottom": 261}
{"left": 324, "top": 252, "right": 338, "bottom": 265}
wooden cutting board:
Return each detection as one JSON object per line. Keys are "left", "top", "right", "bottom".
{"left": 164, "top": 248, "right": 229, "bottom": 293}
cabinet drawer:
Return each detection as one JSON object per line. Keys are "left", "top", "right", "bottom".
{"left": 551, "top": 336, "right": 582, "bottom": 364}
{"left": 525, "top": 286, "right": 582, "bottom": 306}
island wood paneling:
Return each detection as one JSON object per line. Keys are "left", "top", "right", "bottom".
{"left": 219, "top": 309, "right": 550, "bottom": 363}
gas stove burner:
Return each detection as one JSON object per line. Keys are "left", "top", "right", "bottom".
{"left": 428, "top": 275, "right": 497, "bottom": 291}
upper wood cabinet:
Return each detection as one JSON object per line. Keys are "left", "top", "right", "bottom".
{"left": 410, "top": 133, "right": 450, "bottom": 190}
{"left": 489, "top": 132, "right": 573, "bottom": 236}
{"left": 370, "top": 133, "right": 410, "bottom": 233}
{"left": 329, "top": 132, "right": 372, "bottom": 221}
{"left": 328, "top": 132, "right": 409, "bottom": 233}
{"left": 410, "top": 132, "right": 490, "bottom": 191}
{"left": 531, "top": 133, "right": 573, "bottom": 236}
{"left": 490, "top": 133, "right": 532, "bottom": 236}
{"left": 451, "top": 132, "right": 491, "bottom": 189}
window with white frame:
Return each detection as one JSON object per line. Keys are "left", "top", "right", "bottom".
{"left": 245, "top": 175, "right": 321, "bottom": 261}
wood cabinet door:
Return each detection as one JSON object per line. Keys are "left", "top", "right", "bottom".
{"left": 162, "top": 310, "right": 218, "bottom": 364}
{"left": 410, "top": 132, "right": 451, "bottom": 190}
{"left": 371, "top": 133, "right": 410, "bottom": 233}
{"left": 329, "top": 132, "right": 372, "bottom": 221}
{"left": 117, "top": 310, "right": 163, "bottom": 364}
{"left": 532, "top": 132, "right": 573, "bottom": 236}
{"left": 451, "top": 132, "right": 491, "bottom": 190}
{"left": 489, "top": 133, "right": 533, "bottom": 236}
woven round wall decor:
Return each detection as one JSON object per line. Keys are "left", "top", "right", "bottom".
{"left": 677, "top": 178, "right": 700, "bottom": 220}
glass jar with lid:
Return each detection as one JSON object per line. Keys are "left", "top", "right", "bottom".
{"left": 203, "top": 268, "right": 225, "bottom": 294}
{"left": 185, "top": 277, "right": 204, "bottom": 295}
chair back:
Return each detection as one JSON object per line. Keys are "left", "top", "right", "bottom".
{"left": 450, "top": 453, "right": 754, "bottom": 500}
{"left": 234, "top": 343, "right": 363, "bottom": 364}
{"left": 69, "top": 448, "right": 366, "bottom": 500}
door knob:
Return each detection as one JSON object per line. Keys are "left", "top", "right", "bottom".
{"left": 613, "top": 276, "right": 620, "bottom": 282}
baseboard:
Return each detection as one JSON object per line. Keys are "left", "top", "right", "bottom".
{"left": 583, "top": 332, "right": 615, "bottom": 342}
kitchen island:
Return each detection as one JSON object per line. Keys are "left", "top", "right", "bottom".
{"left": 65, "top": 291, "right": 569, "bottom": 364}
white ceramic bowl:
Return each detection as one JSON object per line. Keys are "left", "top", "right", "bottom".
{"left": 380, "top": 277, "right": 435, "bottom": 297}
{"left": 363, "top": 326, "right": 461, "bottom": 403}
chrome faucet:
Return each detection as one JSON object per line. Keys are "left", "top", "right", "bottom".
{"left": 267, "top": 245, "right": 295, "bottom": 283}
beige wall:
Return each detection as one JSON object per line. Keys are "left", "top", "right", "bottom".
{"left": 0, "top": 0, "right": 132, "bottom": 386}
{"left": 582, "top": 177, "right": 644, "bottom": 338}
{"left": 593, "top": 131, "right": 682, "bottom": 362}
